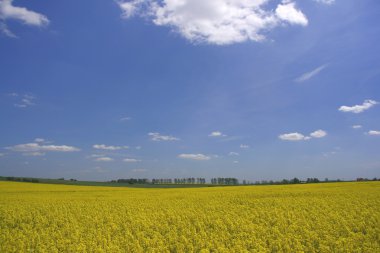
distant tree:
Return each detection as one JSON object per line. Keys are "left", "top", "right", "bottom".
{"left": 290, "top": 178, "right": 300, "bottom": 184}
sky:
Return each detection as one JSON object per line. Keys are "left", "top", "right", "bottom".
{"left": 0, "top": 0, "right": 379, "bottom": 181}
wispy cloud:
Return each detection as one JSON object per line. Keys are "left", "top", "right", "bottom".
{"left": 93, "top": 144, "right": 128, "bottom": 150}
{"left": 339, "top": 100, "right": 378, "bottom": 113}
{"left": 352, "top": 125, "right": 362, "bottom": 129}
{"left": 178, "top": 153, "right": 210, "bottom": 161}
{"left": 94, "top": 157, "right": 114, "bottom": 162}
{"left": 10, "top": 93, "right": 36, "bottom": 108}
{"left": 148, "top": 132, "right": 179, "bottom": 141}
{"left": 0, "top": 22, "right": 16, "bottom": 37}
{"left": 0, "top": 0, "right": 49, "bottom": 37}
{"left": 22, "top": 152, "right": 45, "bottom": 156}
{"left": 118, "top": 0, "right": 308, "bottom": 45}
{"left": 6, "top": 142, "right": 80, "bottom": 153}
{"left": 120, "top": 116, "right": 131, "bottom": 121}
{"left": 228, "top": 152, "right": 239, "bottom": 156}
{"left": 81, "top": 167, "right": 108, "bottom": 173}
{"left": 295, "top": 64, "right": 328, "bottom": 82}
{"left": 123, "top": 158, "right": 141, "bottom": 162}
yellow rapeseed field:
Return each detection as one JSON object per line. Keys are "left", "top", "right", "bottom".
{"left": 0, "top": 181, "right": 379, "bottom": 252}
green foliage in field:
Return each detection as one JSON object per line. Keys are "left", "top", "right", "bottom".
{"left": 0, "top": 181, "right": 379, "bottom": 252}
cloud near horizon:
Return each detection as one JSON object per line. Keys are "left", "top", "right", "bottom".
{"left": 93, "top": 144, "right": 128, "bottom": 150}
{"left": 94, "top": 157, "right": 114, "bottom": 162}
{"left": 178, "top": 153, "right": 211, "bottom": 161}
{"left": 118, "top": 0, "right": 308, "bottom": 45}
{"left": 123, "top": 158, "right": 141, "bottom": 162}
{"left": 208, "top": 131, "right": 226, "bottom": 137}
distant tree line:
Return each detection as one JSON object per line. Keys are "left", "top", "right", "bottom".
{"left": 357, "top": 177, "right": 379, "bottom": 182}
{"left": 152, "top": 178, "right": 207, "bottom": 184}
{"left": 254, "top": 177, "right": 301, "bottom": 185}
{"left": 63, "top": 177, "right": 380, "bottom": 185}
{"left": 2, "top": 175, "right": 379, "bottom": 186}
{"left": 110, "top": 178, "right": 149, "bottom": 184}
{"left": 210, "top": 178, "right": 239, "bottom": 185}
{"left": 254, "top": 177, "right": 323, "bottom": 185}
{"left": 3, "top": 177, "right": 39, "bottom": 183}
{"left": 174, "top": 178, "right": 206, "bottom": 184}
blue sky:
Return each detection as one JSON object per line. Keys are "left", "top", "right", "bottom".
{"left": 0, "top": 0, "right": 379, "bottom": 181}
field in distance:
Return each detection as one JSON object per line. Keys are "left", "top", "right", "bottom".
{"left": 0, "top": 181, "right": 379, "bottom": 252}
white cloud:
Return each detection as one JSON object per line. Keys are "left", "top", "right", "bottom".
{"left": 93, "top": 144, "right": 128, "bottom": 150}
{"left": 0, "top": 0, "right": 49, "bottom": 25}
{"left": 352, "top": 125, "right": 362, "bottom": 129}
{"left": 280, "top": 129, "right": 327, "bottom": 141}
{"left": 275, "top": 1, "right": 308, "bottom": 26}
{"left": 118, "top": 0, "right": 308, "bottom": 45}
{"left": 0, "top": 0, "right": 49, "bottom": 37}
{"left": 295, "top": 64, "right": 327, "bottom": 82}
{"left": 314, "top": 0, "right": 335, "bottom": 5}
{"left": 95, "top": 157, "right": 114, "bottom": 162}
{"left": 178, "top": 153, "right": 210, "bottom": 161}
{"left": 368, "top": 130, "right": 380, "bottom": 136}
{"left": 339, "top": 100, "right": 378, "bottom": 114}
{"left": 135, "top": 146, "right": 142, "bottom": 150}
{"left": 310, "top": 129, "right": 327, "bottom": 138}
{"left": 228, "top": 152, "right": 239, "bottom": 156}
{"left": 209, "top": 131, "right": 226, "bottom": 137}
{"left": 6, "top": 142, "right": 80, "bottom": 152}
{"left": 233, "top": 160, "right": 239, "bottom": 164}
{"left": 279, "top": 132, "right": 307, "bottom": 141}
{"left": 148, "top": 132, "right": 179, "bottom": 141}
{"left": 123, "top": 158, "right": 141, "bottom": 162}
{"left": 240, "top": 144, "right": 250, "bottom": 149}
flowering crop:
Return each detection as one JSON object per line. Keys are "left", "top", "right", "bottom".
{"left": 0, "top": 181, "right": 379, "bottom": 252}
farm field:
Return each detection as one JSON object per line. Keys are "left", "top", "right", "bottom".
{"left": 0, "top": 181, "right": 379, "bottom": 252}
